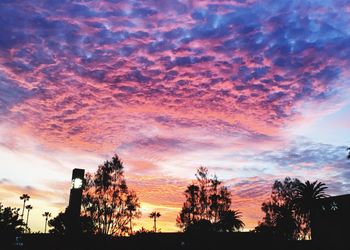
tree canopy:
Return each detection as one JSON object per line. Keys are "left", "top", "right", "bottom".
{"left": 177, "top": 167, "right": 244, "bottom": 232}
{"left": 149, "top": 211, "right": 161, "bottom": 232}
{"left": 0, "top": 203, "right": 24, "bottom": 246}
{"left": 48, "top": 209, "right": 94, "bottom": 235}
{"left": 255, "top": 178, "right": 302, "bottom": 239}
{"left": 81, "top": 154, "right": 141, "bottom": 236}
{"left": 255, "top": 177, "right": 328, "bottom": 240}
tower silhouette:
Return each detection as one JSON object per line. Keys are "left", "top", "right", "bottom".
{"left": 67, "top": 168, "right": 85, "bottom": 235}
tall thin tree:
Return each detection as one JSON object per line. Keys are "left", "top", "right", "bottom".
{"left": 42, "top": 212, "right": 51, "bottom": 233}
{"left": 149, "top": 211, "right": 161, "bottom": 232}
{"left": 25, "top": 205, "right": 33, "bottom": 232}
{"left": 126, "top": 190, "right": 141, "bottom": 235}
{"left": 20, "top": 194, "right": 30, "bottom": 220}
{"left": 127, "top": 206, "right": 134, "bottom": 235}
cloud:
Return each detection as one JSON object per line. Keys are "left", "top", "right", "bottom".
{"left": 0, "top": 74, "right": 33, "bottom": 115}
{"left": 247, "top": 139, "right": 350, "bottom": 195}
{"left": 258, "top": 140, "right": 347, "bottom": 168}
{"left": 0, "top": 0, "right": 348, "bottom": 151}
{"left": 0, "top": 179, "right": 62, "bottom": 203}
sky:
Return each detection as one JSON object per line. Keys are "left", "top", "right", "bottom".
{"left": 0, "top": 0, "right": 350, "bottom": 233}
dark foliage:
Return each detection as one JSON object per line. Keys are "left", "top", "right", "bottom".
{"left": 177, "top": 167, "right": 244, "bottom": 232}
{"left": 256, "top": 177, "right": 328, "bottom": 240}
{"left": 255, "top": 178, "right": 303, "bottom": 240}
{"left": 217, "top": 210, "right": 245, "bottom": 232}
{"left": 81, "top": 154, "right": 141, "bottom": 236}
{"left": 48, "top": 209, "right": 94, "bottom": 235}
{"left": 149, "top": 211, "right": 161, "bottom": 232}
{"left": 0, "top": 203, "right": 24, "bottom": 246}
{"left": 185, "top": 219, "right": 214, "bottom": 233}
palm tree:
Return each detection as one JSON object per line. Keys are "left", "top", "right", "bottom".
{"left": 20, "top": 194, "right": 30, "bottom": 220}
{"left": 25, "top": 205, "right": 33, "bottom": 232}
{"left": 149, "top": 211, "right": 161, "bottom": 232}
{"left": 295, "top": 180, "right": 328, "bottom": 239}
{"left": 217, "top": 210, "right": 245, "bottom": 232}
{"left": 42, "top": 212, "right": 51, "bottom": 233}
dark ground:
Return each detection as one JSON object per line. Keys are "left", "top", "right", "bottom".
{"left": 6, "top": 232, "right": 348, "bottom": 250}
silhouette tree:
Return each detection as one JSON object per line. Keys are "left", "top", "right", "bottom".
{"left": 149, "top": 211, "right": 161, "bottom": 232}
{"left": 196, "top": 167, "right": 210, "bottom": 220}
{"left": 255, "top": 177, "right": 302, "bottom": 240}
{"left": 126, "top": 191, "right": 141, "bottom": 235}
{"left": 177, "top": 184, "right": 200, "bottom": 227}
{"left": 48, "top": 209, "right": 94, "bottom": 235}
{"left": 0, "top": 203, "right": 24, "bottom": 247}
{"left": 25, "top": 205, "right": 33, "bottom": 232}
{"left": 177, "top": 167, "right": 243, "bottom": 232}
{"left": 134, "top": 226, "right": 152, "bottom": 235}
{"left": 81, "top": 154, "right": 141, "bottom": 236}
{"left": 217, "top": 210, "right": 244, "bottom": 232}
{"left": 48, "top": 212, "right": 67, "bottom": 235}
{"left": 42, "top": 212, "right": 51, "bottom": 233}
{"left": 347, "top": 147, "right": 350, "bottom": 159}
{"left": 185, "top": 219, "right": 214, "bottom": 233}
{"left": 20, "top": 194, "right": 30, "bottom": 220}
{"left": 295, "top": 180, "right": 328, "bottom": 239}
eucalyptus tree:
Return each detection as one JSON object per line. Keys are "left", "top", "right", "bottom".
{"left": 126, "top": 191, "right": 141, "bottom": 235}
{"left": 177, "top": 167, "right": 244, "bottom": 232}
{"left": 81, "top": 154, "right": 141, "bottom": 236}
{"left": 255, "top": 178, "right": 301, "bottom": 240}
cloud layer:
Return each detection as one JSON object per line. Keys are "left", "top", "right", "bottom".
{"left": 2, "top": 0, "right": 350, "bottom": 149}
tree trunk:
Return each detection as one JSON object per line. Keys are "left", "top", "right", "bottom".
{"left": 310, "top": 210, "right": 314, "bottom": 240}
{"left": 154, "top": 217, "right": 156, "bottom": 232}
{"left": 21, "top": 201, "right": 26, "bottom": 220}
{"left": 129, "top": 211, "right": 132, "bottom": 235}
{"left": 26, "top": 210, "right": 30, "bottom": 231}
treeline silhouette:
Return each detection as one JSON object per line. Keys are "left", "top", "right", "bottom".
{"left": 1, "top": 150, "right": 350, "bottom": 249}
{"left": 254, "top": 178, "right": 327, "bottom": 240}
